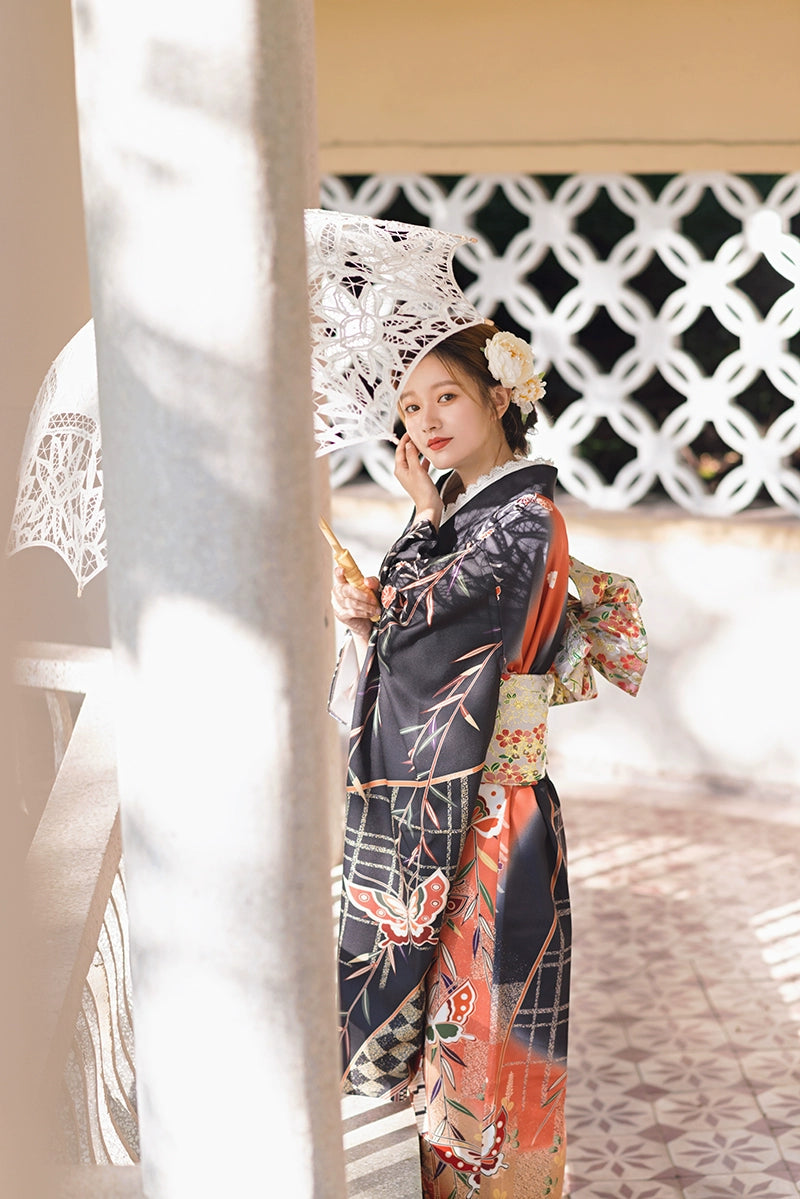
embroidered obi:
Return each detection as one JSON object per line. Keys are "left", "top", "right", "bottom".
{"left": 482, "top": 557, "right": 648, "bottom": 786}
{"left": 483, "top": 673, "right": 554, "bottom": 785}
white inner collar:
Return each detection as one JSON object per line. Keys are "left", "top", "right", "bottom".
{"left": 440, "top": 456, "right": 539, "bottom": 524}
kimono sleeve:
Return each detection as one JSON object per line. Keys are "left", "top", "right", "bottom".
{"left": 376, "top": 497, "right": 566, "bottom": 676}
{"left": 327, "top": 632, "right": 360, "bottom": 726}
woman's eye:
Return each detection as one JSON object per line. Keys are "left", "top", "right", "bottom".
{"left": 438, "top": 392, "right": 455, "bottom": 403}
{"left": 404, "top": 403, "right": 419, "bottom": 415}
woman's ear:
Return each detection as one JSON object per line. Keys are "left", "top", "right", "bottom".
{"left": 492, "top": 386, "right": 512, "bottom": 420}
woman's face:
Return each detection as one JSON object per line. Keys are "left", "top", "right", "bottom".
{"left": 398, "top": 354, "right": 509, "bottom": 486}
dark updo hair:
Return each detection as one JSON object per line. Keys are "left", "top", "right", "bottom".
{"left": 426, "top": 321, "right": 537, "bottom": 455}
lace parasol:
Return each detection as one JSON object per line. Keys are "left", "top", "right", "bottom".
{"left": 7, "top": 320, "right": 104, "bottom": 596}
{"left": 7, "top": 212, "right": 485, "bottom": 591}
{"left": 306, "top": 210, "right": 485, "bottom": 454}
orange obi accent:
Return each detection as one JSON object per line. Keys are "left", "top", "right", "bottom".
{"left": 482, "top": 558, "right": 648, "bottom": 786}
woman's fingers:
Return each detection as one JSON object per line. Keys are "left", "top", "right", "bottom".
{"left": 395, "top": 434, "right": 426, "bottom": 485}
{"left": 334, "top": 565, "right": 378, "bottom": 601}
{"left": 395, "top": 433, "right": 418, "bottom": 472}
{"left": 331, "top": 566, "right": 380, "bottom": 624}
{"left": 394, "top": 436, "right": 408, "bottom": 476}
{"left": 400, "top": 434, "right": 426, "bottom": 467}
{"left": 394, "top": 433, "right": 442, "bottom": 516}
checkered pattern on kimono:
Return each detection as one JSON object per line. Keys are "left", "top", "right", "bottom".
{"left": 339, "top": 776, "right": 475, "bottom": 1094}
{"left": 345, "top": 988, "right": 427, "bottom": 1096}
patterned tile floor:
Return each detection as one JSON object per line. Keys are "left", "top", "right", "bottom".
{"left": 339, "top": 783, "right": 800, "bottom": 1198}
{"left": 562, "top": 783, "right": 800, "bottom": 1199}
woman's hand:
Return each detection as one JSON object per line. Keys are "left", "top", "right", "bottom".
{"left": 330, "top": 565, "right": 380, "bottom": 649}
{"left": 394, "top": 434, "right": 443, "bottom": 528}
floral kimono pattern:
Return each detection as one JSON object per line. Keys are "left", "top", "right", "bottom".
{"left": 336, "top": 462, "right": 647, "bottom": 1199}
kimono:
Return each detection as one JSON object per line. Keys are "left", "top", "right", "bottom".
{"left": 335, "top": 459, "right": 646, "bottom": 1199}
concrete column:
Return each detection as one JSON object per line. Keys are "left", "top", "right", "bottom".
{"left": 71, "top": 2, "right": 346, "bottom": 1197}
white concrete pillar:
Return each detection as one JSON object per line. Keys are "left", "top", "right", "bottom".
{"left": 70, "top": 2, "right": 346, "bottom": 1197}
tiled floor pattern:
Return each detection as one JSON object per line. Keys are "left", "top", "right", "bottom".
{"left": 336, "top": 785, "right": 800, "bottom": 1197}
{"left": 563, "top": 785, "right": 800, "bottom": 1198}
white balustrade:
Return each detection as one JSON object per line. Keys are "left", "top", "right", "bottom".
{"left": 322, "top": 173, "right": 800, "bottom": 515}
{"left": 15, "top": 645, "right": 138, "bottom": 1170}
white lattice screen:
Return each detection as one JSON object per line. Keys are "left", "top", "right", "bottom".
{"left": 321, "top": 174, "right": 800, "bottom": 515}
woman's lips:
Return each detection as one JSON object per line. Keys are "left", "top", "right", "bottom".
{"left": 427, "top": 437, "right": 452, "bottom": 451}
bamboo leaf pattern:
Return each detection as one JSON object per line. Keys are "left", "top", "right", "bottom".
{"left": 339, "top": 460, "right": 575, "bottom": 1199}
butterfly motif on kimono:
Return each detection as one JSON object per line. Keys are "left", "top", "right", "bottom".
{"left": 425, "top": 980, "right": 477, "bottom": 1044}
{"left": 430, "top": 1105, "right": 509, "bottom": 1181}
{"left": 472, "top": 783, "right": 506, "bottom": 838}
{"left": 345, "top": 867, "right": 449, "bottom": 948}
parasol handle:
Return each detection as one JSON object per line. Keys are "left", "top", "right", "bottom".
{"left": 318, "top": 517, "right": 380, "bottom": 620}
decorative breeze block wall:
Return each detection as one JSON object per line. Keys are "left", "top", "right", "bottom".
{"left": 322, "top": 173, "right": 800, "bottom": 516}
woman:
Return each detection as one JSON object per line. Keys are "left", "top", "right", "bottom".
{"left": 330, "top": 322, "right": 644, "bottom": 1198}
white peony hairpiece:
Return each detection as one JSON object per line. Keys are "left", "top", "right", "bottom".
{"left": 483, "top": 330, "right": 546, "bottom": 419}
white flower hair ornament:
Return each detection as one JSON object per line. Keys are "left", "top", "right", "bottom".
{"left": 483, "top": 331, "right": 546, "bottom": 419}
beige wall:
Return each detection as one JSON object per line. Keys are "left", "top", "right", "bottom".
{"left": 316, "top": 0, "right": 800, "bottom": 174}
{"left": 1, "top": 0, "right": 101, "bottom": 646}
{"left": 0, "top": 0, "right": 90, "bottom": 468}
{"left": 2, "top": 0, "right": 797, "bottom": 462}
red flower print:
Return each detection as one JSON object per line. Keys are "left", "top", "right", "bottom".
{"left": 597, "top": 610, "right": 640, "bottom": 638}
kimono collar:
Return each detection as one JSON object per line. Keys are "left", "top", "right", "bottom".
{"left": 440, "top": 459, "right": 558, "bottom": 533}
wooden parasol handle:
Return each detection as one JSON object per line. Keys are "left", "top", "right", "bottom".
{"left": 319, "top": 518, "right": 379, "bottom": 620}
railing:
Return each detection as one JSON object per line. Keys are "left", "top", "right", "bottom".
{"left": 15, "top": 643, "right": 142, "bottom": 1197}
{"left": 15, "top": 643, "right": 414, "bottom": 1198}
{"left": 321, "top": 172, "right": 800, "bottom": 516}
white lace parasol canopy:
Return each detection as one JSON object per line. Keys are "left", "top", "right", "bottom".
{"left": 7, "top": 320, "right": 104, "bottom": 596}
{"left": 305, "top": 209, "right": 486, "bottom": 454}
{"left": 8, "top": 212, "right": 486, "bottom": 592}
